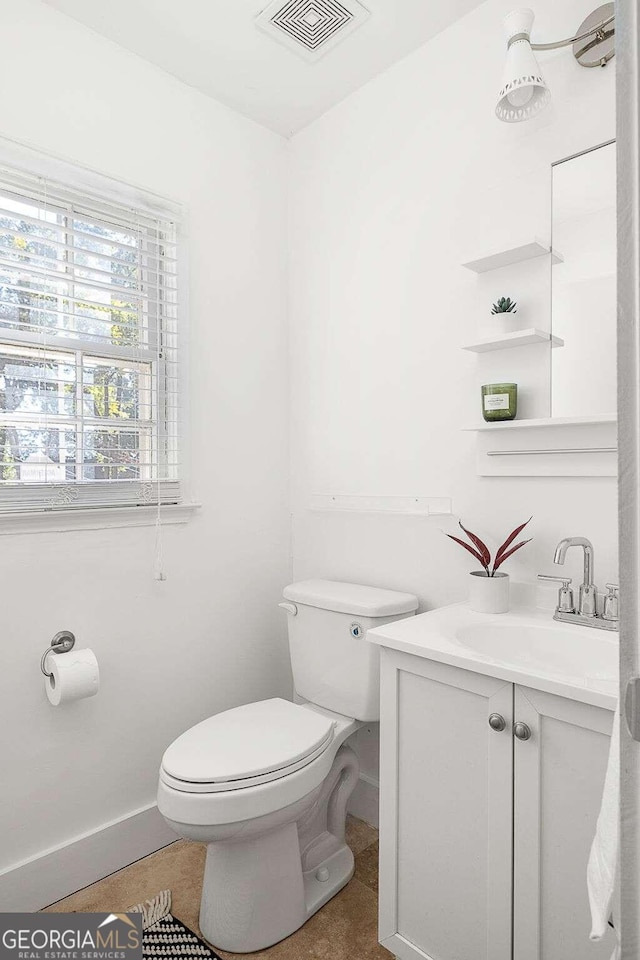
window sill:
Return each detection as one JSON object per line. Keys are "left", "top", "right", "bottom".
{"left": 0, "top": 501, "right": 201, "bottom": 535}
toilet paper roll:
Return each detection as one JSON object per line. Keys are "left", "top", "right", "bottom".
{"left": 45, "top": 648, "right": 100, "bottom": 706}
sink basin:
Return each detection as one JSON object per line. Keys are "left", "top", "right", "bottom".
{"left": 456, "top": 622, "right": 617, "bottom": 682}
{"left": 367, "top": 601, "right": 618, "bottom": 709}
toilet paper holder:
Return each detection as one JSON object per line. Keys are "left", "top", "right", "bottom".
{"left": 40, "top": 630, "right": 76, "bottom": 678}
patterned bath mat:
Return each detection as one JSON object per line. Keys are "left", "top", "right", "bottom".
{"left": 127, "top": 890, "right": 223, "bottom": 960}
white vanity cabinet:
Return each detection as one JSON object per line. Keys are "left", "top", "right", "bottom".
{"left": 378, "top": 647, "right": 615, "bottom": 960}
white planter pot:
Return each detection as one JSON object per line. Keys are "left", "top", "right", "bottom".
{"left": 487, "top": 313, "right": 517, "bottom": 337}
{"left": 468, "top": 571, "right": 510, "bottom": 614}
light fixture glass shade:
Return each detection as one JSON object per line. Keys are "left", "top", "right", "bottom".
{"left": 496, "top": 8, "right": 551, "bottom": 122}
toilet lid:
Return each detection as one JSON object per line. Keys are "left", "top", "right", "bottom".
{"left": 161, "top": 698, "right": 335, "bottom": 786}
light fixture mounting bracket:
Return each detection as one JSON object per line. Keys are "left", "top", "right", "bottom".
{"left": 519, "top": 3, "right": 615, "bottom": 67}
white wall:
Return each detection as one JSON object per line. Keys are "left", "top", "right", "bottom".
{"left": 0, "top": 0, "right": 292, "bottom": 903}
{"left": 288, "top": 0, "right": 617, "bottom": 807}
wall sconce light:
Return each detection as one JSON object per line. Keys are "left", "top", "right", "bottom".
{"left": 496, "top": 3, "right": 615, "bottom": 123}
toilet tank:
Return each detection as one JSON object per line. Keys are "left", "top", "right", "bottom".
{"left": 281, "top": 580, "right": 418, "bottom": 722}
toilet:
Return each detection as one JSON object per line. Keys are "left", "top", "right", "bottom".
{"left": 157, "top": 579, "right": 418, "bottom": 953}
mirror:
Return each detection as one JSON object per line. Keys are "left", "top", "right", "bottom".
{"left": 551, "top": 141, "right": 616, "bottom": 419}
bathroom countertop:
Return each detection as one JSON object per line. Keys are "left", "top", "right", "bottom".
{"left": 367, "top": 602, "right": 618, "bottom": 712}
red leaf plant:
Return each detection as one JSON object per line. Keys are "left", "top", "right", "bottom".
{"left": 446, "top": 518, "right": 532, "bottom": 578}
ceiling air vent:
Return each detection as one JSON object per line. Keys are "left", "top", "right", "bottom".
{"left": 256, "top": 0, "right": 370, "bottom": 62}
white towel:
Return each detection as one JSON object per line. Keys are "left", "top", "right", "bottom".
{"left": 587, "top": 704, "right": 620, "bottom": 960}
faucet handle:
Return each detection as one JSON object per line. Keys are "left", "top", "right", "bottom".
{"left": 538, "top": 574, "right": 575, "bottom": 614}
{"left": 603, "top": 583, "right": 619, "bottom": 622}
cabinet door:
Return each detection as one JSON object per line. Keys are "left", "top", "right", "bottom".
{"left": 513, "top": 686, "right": 615, "bottom": 960}
{"left": 379, "top": 648, "right": 513, "bottom": 960}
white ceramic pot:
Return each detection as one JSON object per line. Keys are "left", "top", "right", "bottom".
{"left": 468, "top": 571, "right": 510, "bottom": 614}
{"left": 488, "top": 313, "right": 517, "bottom": 337}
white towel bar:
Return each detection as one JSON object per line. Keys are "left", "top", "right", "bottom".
{"left": 487, "top": 446, "right": 617, "bottom": 457}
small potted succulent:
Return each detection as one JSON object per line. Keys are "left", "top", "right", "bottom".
{"left": 446, "top": 518, "right": 532, "bottom": 613}
{"left": 490, "top": 295, "right": 518, "bottom": 335}
{"left": 491, "top": 296, "right": 518, "bottom": 315}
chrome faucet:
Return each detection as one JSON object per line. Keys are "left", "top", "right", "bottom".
{"left": 538, "top": 536, "right": 619, "bottom": 631}
{"left": 553, "top": 536, "right": 597, "bottom": 616}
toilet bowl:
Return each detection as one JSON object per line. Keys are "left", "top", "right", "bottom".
{"left": 158, "top": 580, "right": 418, "bottom": 953}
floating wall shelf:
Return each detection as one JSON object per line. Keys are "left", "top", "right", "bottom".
{"left": 463, "top": 416, "right": 617, "bottom": 478}
{"left": 462, "top": 328, "right": 564, "bottom": 353}
{"left": 463, "top": 415, "right": 616, "bottom": 432}
{"left": 462, "top": 240, "right": 563, "bottom": 274}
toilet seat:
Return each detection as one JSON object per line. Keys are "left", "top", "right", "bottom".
{"left": 160, "top": 698, "right": 335, "bottom": 794}
{"left": 158, "top": 705, "right": 359, "bottom": 828}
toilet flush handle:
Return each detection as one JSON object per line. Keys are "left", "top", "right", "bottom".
{"left": 278, "top": 602, "right": 298, "bottom": 616}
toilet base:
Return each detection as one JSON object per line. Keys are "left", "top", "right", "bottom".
{"left": 198, "top": 745, "right": 359, "bottom": 953}
{"left": 303, "top": 843, "right": 355, "bottom": 919}
{"left": 199, "top": 819, "right": 306, "bottom": 953}
{"left": 199, "top": 830, "right": 355, "bottom": 954}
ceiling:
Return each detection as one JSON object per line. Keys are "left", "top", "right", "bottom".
{"left": 41, "top": 0, "right": 484, "bottom": 137}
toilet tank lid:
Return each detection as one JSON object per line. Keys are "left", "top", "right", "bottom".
{"left": 283, "top": 579, "right": 419, "bottom": 617}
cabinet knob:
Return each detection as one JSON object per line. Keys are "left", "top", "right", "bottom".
{"left": 488, "top": 713, "right": 506, "bottom": 732}
{"left": 514, "top": 721, "right": 532, "bottom": 741}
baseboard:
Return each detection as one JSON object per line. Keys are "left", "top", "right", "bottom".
{"left": 348, "top": 772, "right": 379, "bottom": 828}
{"left": 0, "top": 803, "right": 176, "bottom": 911}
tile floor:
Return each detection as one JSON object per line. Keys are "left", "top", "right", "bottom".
{"left": 45, "top": 817, "right": 391, "bottom": 960}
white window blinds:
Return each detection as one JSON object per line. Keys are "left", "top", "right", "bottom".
{"left": 0, "top": 164, "right": 179, "bottom": 514}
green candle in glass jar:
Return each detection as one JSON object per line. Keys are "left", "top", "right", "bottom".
{"left": 482, "top": 383, "right": 517, "bottom": 422}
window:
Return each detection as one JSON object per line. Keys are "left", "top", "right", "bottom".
{"left": 0, "top": 164, "right": 179, "bottom": 514}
